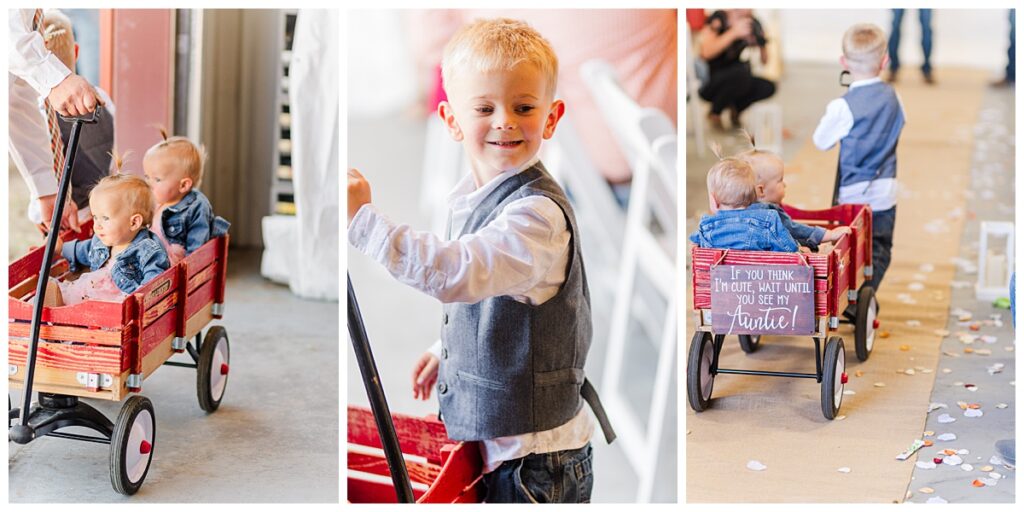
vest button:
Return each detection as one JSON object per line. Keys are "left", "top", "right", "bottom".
{"left": 443, "top": 313, "right": 449, "bottom": 324}
{"left": 441, "top": 348, "right": 448, "bottom": 359}
{"left": 438, "top": 382, "right": 448, "bottom": 394}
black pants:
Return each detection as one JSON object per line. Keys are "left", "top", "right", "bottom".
{"left": 868, "top": 207, "right": 896, "bottom": 291}
{"left": 698, "top": 63, "right": 776, "bottom": 116}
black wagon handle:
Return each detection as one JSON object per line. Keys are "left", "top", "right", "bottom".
{"left": 347, "top": 274, "right": 415, "bottom": 503}
{"left": 10, "top": 110, "right": 98, "bottom": 444}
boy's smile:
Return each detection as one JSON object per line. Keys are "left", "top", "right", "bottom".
{"left": 439, "top": 62, "right": 563, "bottom": 183}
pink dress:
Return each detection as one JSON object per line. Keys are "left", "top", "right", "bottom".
{"left": 57, "top": 265, "right": 126, "bottom": 305}
{"left": 152, "top": 205, "right": 186, "bottom": 266}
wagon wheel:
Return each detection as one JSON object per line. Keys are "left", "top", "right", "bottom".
{"left": 110, "top": 395, "right": 155, "bottom": 495}
{"left": 854, "top": 286, "right": 878, "bottom": 361}
{"left": 687, "top": 331, "right": 716, "bottom": 412}
{"left": 738, "top": 334, "right": 761, "bottom": 353}
{"left": 820, "top": 337, "right": 846, "bottom": 420}
{"left": 197, "top": 326, "right": 230, "bottom": 413}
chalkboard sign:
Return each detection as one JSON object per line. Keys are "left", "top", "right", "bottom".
{"left": 710, "top": 265, "right": 815, "bottom": 335}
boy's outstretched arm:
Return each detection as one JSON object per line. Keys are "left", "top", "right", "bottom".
{"left": 348, "top": 196, "right": 569, "bottom": 304}
{"left": 812, "top": 98, "right": 853, "bottom": 151}
{"left": 348, "top": 168, "right": 372, "bottom": 224}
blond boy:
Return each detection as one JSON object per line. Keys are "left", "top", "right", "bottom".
{"left": 347, "top": 18, "right": 614, "bottom": 503}
{"left": 813, "top": 23, "right": 904, "bottom": 290}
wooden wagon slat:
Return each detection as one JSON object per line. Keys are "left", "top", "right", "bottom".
{"left": 348, "top": 478, "right": 426, "bottom": 504}
{"left": 184, "top": 240, "right": 218, "bottom": 279}
{"left": 7, "top": 296, "right": 132, "bottom": 329}
{"left": 143, "top": 291, "right": 178, "bottom": 328}
{"left": 8, "top": 322, "right": 126, "bottom": 346}
{"left": 348, "top": 452, "right": 441, "bottom": 485}
{"left": 137, "top": 267, "right": 178, "bottom": 309}
{"left": 9, "top": 339, "right": 123, "bottom": 374}
{"left": 187, "top": 263, "right": 217, "bottom": 294}
{"left": 348, "top": 406, "right": 450, "bottom": 464}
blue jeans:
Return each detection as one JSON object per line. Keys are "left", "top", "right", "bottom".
{"left": 889, "top": 9, "right": 933, "bottom": 75}
{"left": 483, "top": 443, "right": 593, "bottom": 503}
{"left": 868, "top": 207, "right": 896, "bottom": 291}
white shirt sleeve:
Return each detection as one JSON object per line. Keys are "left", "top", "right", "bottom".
{"left": 347, "top": 196, "right": 571, "bottom": 305}
{"left": 812, "top": 98, "right": 854, "bottom": 151}
{"left": 8, "top": 9, "right": 71, "bottom": 97}
{"left": 427, "top": 339, "right": 442, "bottom": 360}
{"left": 7, "top": 9, "right": 72, "bottom": 200}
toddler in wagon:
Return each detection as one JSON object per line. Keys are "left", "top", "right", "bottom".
{"left": 47, "top": 155, "right": 171, "bottom": 306}
{"left": 143, "top": 129, "right": 229, "bottom": 265}
{"left": 689, "top": 146, "right": 799, "bottom": 252}
{"left": 737, "top": 132, "right": 851, "bottom": 252}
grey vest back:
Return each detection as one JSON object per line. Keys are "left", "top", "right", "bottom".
{"left": 58, "top": 106, "right": 114, "bottom": 208}
{"left": 838, "top": 81, "right": 904, "bottom": 187}
{"left": 437, "top": 164, "right": 605, "bottom": 442}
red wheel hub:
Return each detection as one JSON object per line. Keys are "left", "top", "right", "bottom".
{"left": 841, "top": 372, "right": 848, "bottom": 384}
{"left": 873, "top": 319, "right": 880, "bottom": 329}
{"left": 140, "top": 440, "right": 152, "bottom": 455}
{"left": 220, "top": 363, "right": 230, "bottom": 375}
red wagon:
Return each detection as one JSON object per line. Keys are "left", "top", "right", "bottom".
{"left": 687, "top": 204, "right": 877, "bottom": 419}
{"left": 8, "top": 225, "right": 230, "bottom": 494}
{"left": 8, "top": 110, "right": 231, "bottom": 495}
{"left": 347, "top": 406, "right": 484, "bottom": 503}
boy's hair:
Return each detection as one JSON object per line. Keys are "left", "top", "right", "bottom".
{"left": 91, "top": 151, "right": 156, "bottom": 227}
{"left": 42, "top": 9, "right": 75, "bottom": 71}
{"left": 842, "top": 23, "right": 887, "bottom": 75}
{"left": 144, "top": 127, "right": 207, "bottom": 187}
{"left": 707, "top": 142, "right": 757, "bottom": 208}
{"left": 441, "top": 18, "right": 559, "bottom": 99}
{"left": 735, "top": 130, "right": 783, "bottom": 183}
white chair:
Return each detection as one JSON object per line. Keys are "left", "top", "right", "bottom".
{"left": 581, "top": 59, "right": 677, "bottom": 503}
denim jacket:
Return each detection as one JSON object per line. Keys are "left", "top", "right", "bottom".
{"left": 749, "top": 202, "right": 826, "bottom": 250}
{"left": 161, "top": 189, "right": 230, "bottom": 254}
{"left": 689, "top": 207, "right": 799, "bottom": 252}
{"left": 62, "top": 229, "right": 171, "bottom": 294}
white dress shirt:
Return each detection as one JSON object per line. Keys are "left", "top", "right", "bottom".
{"left": 348, "top": 160, "right": 594, "bottom": 473}
{"left": 8, "top": 8, "right": 72, "bottom": 199}
{"left": 812, "top": 76, "right": 906, "bottom": 211}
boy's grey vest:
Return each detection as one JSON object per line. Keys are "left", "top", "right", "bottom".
{"left": 58, "top": 106, "right": 114, "bottom": 208}
{"left": 838, "top": 81, "right": 905, "bottom": 188}
{"left": 437, "top": 163, "right": 615, "bottom": 444}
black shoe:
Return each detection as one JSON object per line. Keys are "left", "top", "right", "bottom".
{"left": 923, "top": 71, "right": 935, "bottom": 85}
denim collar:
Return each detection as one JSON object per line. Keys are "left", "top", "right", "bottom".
{"left": 164, "top": 189, "right": 199, "bottom": 214}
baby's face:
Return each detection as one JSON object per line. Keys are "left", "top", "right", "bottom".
{"left": 90, "top": 192, "right": 141, "bottom": 248}
{"left": 144, "top": 152, "right": 191, "bottom": 206}
{"left": 441, "top": 63, "right": 562, "bottom": 175}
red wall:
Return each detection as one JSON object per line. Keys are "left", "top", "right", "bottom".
{"left": 100, "top": 9, "right": 174, "bottom": 176}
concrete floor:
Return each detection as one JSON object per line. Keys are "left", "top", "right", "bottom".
{"left": 347, "top": 111, "right": 677, "bottom": 502}
{"left": 905, "top": 83, "right": 1016, "bottom": 504}
{"left": 8, "top": 249, "right": 340, "bottom": 502}
{"left": 685, "top": 63, "right": 1015, "bottom": 503}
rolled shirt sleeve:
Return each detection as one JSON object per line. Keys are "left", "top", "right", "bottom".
{"left": 347, "top": 196, "right": 570, "bottom": 305}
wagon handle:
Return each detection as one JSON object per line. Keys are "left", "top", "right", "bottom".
{"left": 347, "top": 273, "right": 415, "bottom": 503}
{"left": 10, "top": 114, "right": 92, "bottom": 444}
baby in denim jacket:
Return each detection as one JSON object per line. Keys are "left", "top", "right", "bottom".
{"left": 144, "top": 129, "right": 229, "bottom": 265}
{"left": 49, "top": 169, "right": 171, "bottom": 306}
{"left": 689, "top": 150, "right": 798, "bottom": 252}
{"left": 737, "top": 133, "right": 850, "bottom": 251}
